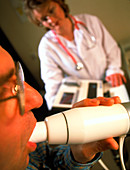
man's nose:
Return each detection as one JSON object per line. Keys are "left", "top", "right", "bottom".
{"left": 24, "top": 82, "right": 43, "bottom": 112}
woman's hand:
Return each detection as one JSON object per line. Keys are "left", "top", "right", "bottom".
{"left": 71, "top": 96, "right": 121, "bottom": 163}
{"left": 105, "top": 73, "right": 126, "bottom": 87}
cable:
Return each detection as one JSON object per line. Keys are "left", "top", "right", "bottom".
{"left": 119, "top": 135, "right": 126, "bottom": 170}
{"left": 98, "top": 159, "right": 109, "bottom": 170}
{"left": 98, "top": 135, "right": 127, "bottom": 170}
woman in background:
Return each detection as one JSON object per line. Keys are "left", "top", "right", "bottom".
{"left": 24, "top": 0, "right": 126, "bottom": 110}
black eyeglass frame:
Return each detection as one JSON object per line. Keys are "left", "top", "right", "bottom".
{"left": 0, "top": 62, "right": 25, "bottom": 115}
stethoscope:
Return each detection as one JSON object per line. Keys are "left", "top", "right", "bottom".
{"left": 52, "top": 15, "right": 96, "bottom": 71}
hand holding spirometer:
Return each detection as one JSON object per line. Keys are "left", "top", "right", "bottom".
{"left": 29, "top": 102, "right": 130, "bottom": 144}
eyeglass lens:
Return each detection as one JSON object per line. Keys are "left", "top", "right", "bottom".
{"left": 16, "top": 62, "right": 25, "bottom": 115}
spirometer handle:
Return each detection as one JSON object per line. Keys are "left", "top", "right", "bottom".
{"left": 29, "top": 103, "right": 130, "bottom": 144}
{"left": 45, "top": 103, "right": 130, "bottom": 144}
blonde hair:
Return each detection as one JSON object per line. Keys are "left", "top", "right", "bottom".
{"left": 23, "top": 0, "right": 70, "bottom": 27}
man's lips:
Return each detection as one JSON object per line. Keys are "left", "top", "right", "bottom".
{"left": 27, "top": 141, "right": 37, "bottom": 153}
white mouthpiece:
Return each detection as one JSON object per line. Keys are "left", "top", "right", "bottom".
{"left": 29, "top": 121, "right": 47, "bottom": 143}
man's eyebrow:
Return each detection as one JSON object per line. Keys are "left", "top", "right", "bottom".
{"left": 0, "top": 69, "right": 15, "bottom": 86}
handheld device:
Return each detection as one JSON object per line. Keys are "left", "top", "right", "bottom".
{"left": 29, "top": 102, "right": 130, "bottom": 144}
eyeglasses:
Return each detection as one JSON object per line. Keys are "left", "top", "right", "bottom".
{"left": 0, "top": 62, "right": 25, "bottom": 115}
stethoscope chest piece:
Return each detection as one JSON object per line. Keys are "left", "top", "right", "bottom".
{"left": 76, "top": 62, "right": 83, "bottom": 70}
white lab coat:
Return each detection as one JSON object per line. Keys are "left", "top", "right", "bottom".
{"left": 38, "top": 14, "right": 123, "bottom": 110}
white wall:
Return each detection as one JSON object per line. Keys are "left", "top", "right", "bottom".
{"left": 0, "top": 0, "right": 130, "bottom": 86}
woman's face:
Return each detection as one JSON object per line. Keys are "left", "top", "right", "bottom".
{"left": 33, "top": 1, "right": 67, "bottom": 34}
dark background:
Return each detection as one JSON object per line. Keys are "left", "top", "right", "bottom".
{"left": 0, "top": 27, "right": 49, "bottom": 121}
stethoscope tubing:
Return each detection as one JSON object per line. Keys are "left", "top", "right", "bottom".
{"left": 52, "top": 15, "right": 96, "bottom": 70}
{"left": 52, "top": 29, "right": 77, "bottom": 64}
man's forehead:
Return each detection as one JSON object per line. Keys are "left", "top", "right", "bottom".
{"left": 0, "top": 46, "right": 15, "bottom": 85}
